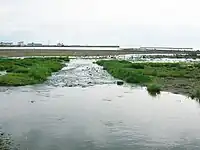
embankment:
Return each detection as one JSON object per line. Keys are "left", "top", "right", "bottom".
{"left": 0, "top": 49, "right": 198, "bottom": 57}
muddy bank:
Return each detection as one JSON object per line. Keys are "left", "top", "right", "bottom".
{"left": 159, "top": 78, "right": 200, "bottom": 96}
{"left": 0, "top": 49, "right": 134, "bottom": 57}
{"left": 0, "top": 49, "right": 198, "bottom": 57}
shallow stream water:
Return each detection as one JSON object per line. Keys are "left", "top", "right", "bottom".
{"left": 0, "top": 59, "right": 200, "bottom": 150}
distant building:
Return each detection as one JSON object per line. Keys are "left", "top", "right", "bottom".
{"left": 27, "top": 42, "right": 42, "bottom": 46}
{"left": 18, "top": 41, "right": 25, "bottom": 46}
{"left": 0, "top": 42, "right": 13, "bottom": 46}
{"left": 140, "top": 47, "right": 193, "bottom": 51}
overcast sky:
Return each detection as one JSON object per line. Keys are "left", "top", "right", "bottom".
{"left": 1, "top": 0, "right": 200, "bottom": 48}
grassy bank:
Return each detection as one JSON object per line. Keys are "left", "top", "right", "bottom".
{"left": 97, "top": 60, "right": 200, "bottom": 99}
{"left": 0, "top": 57, "right": 69, "bottom": 86}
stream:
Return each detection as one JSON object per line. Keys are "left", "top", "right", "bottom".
{"left": 0, "top": 59, "right": 200, "bottom": 150}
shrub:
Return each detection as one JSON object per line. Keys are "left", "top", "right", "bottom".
{"left": 147, "top": 84, "right": 161, "bottom": 94}
{"left": 190, "top": 89, "right": 200, "bottom": 100}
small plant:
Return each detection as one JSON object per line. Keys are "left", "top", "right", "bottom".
{"left": 190, "top": 89, "right": 200, "bottom": 100}
{"left": 147, "top": 84, "right": 161, "bottom": 95}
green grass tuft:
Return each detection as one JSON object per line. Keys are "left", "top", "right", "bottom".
{"left": 147, "top": 84, "right": 161, "bottom": 95}
{"left": 190, "top": 89, "right": 200, "bottom": 100}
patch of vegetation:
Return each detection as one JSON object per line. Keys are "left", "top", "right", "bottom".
{"left": 97, "top": 60, "right": 152, "bottom": 84}
{"left": 147, "top": 84, "right": 161, "bottom": 95}
{"left": 190, "top": 89, "right": 200, "bottom": 100}
{"left": 0, "top": 57, "right": 69, "bottom": 86}
{"left": 97, "top": 60, "right": 200, "bottom": 99}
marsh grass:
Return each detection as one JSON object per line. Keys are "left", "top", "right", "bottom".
{"left": 190, "top": 89, "right": 200, "bottom": 100}
{"left": 147, "top": 84, "right": 161, "bottom": 95}
{"left": 97, "top": 60, "right": 200, "bottom": 99}
{"left": 0, "top": 57, "right": 69, "bottom": 86}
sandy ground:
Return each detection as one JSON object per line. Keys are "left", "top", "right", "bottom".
{"left": 0, "top": 49, "right": 195, "bottom": 57}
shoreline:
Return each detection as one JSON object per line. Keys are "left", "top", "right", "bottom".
{"left": 96, "top": 60, "right": 200, "bottom": 99}
{"left": 0, "top": 49, "right": 199, "bottom": 57}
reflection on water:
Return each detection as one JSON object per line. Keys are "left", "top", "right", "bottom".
{"left": 0, "top": 60, "right": 200, "bottom": 150}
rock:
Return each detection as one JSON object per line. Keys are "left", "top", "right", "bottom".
{"left": 117, "top": 81, "right": 124, "bottom": 85}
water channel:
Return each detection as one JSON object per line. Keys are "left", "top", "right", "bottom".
{"left": 0, "top": 59, "right": 200, "bottom": 150}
